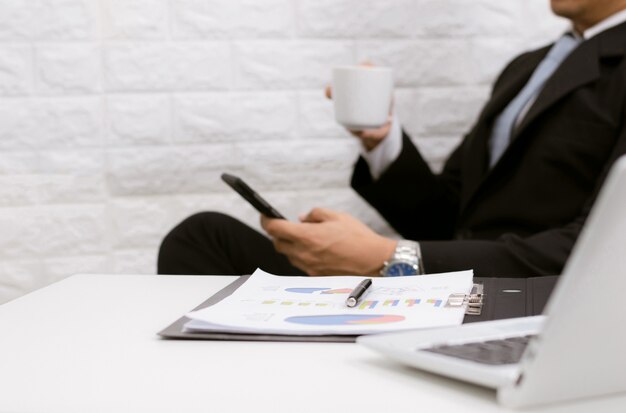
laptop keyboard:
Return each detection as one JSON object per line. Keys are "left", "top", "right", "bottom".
{"left": 422, "top": 335, "right": 537, "bottom": 365}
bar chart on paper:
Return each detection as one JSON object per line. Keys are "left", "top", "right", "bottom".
{"left": 184, "top": 269, "right": 474, "bottom": 335}
{"left": 256, "top": 297, "right": 444, "bottom": 310}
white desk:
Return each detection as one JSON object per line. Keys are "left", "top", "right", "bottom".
{"left": 0, "top": 275, "right": 624, "bottom": 413}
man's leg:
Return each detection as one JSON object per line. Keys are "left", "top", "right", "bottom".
{"left": 157, "top": 212, "right": 305, "bottom": 276}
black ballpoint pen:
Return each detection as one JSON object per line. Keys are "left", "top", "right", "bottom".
{"left": 346, "top": 279, "right": 373, "bottom": 308}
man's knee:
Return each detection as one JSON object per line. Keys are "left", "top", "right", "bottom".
{"left": 175, "top": 211, "right": 236, "bottom": 233}
{"left": 158, "top": 211, "right": 241, "bottom": 274}
{"left": 161, "top": 211, "right": 240, "bottom": 248}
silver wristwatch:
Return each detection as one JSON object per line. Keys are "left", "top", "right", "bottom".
{"left": 381, "top": 240, "right": 423, "bottom": 277}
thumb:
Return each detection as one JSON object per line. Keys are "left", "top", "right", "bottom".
{"left": 300, "top": 207, "right": 337, "bottom": 223}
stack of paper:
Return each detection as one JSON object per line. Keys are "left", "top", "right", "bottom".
{"left": 184, "top": 269, "right": 474, "bottom": 336}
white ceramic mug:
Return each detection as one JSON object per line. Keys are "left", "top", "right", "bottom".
{"left": 332, "top": 66, "right": 394, "bottom": 130}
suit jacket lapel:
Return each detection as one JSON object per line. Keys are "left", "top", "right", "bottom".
{"left": 460, "top": 49, "right": 549, "bottom": 205}
{"left": 464, "top": 39, "right": 601, "bottom": 209}
{"left": 478, "top": 49, "right": 549, "bottom": 123}
{"left": 460, "top": 22, "right": 626, "bottom": 212}
{"left": 512, "top": 39, "right": 600, "bottom": 140}
{"left": 514, "top": 21, "right": 626, "bottom": 138}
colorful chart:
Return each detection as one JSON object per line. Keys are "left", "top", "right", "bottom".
{"left": 321, "top": 288, "right": 352, "bottom": 294}
{"left": 285, "top": 314, "right": 405, "bottom": 326}
{"left": 285, "top": 287, "right": 351, "bottom": 294}
{"left": 263, "top": 297, "right": 444, "bottom": 310}
{"left": 427, "top": 299, "right": 443, "bottom": 307}
{"left": 358, "top": 300, "right": 378, "bottom": 310}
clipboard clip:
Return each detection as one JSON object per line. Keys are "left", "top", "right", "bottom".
{"left": 446, "top": 283, "right": 484, "bottom": 315}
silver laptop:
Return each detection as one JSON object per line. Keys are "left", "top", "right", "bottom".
{"left": 358, "top": 155, "right": 626, "bottom": 408}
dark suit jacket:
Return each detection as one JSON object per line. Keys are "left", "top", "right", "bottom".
{"left": 352, "top": 22, "right": 626, "bottom": 277}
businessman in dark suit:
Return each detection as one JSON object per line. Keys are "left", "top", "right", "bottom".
{"left": 158, "top": 0, "right": 626, "bottom": 278}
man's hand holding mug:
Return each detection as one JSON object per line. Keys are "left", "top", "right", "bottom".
{"left": 327, "top": 64, "right": 394, "bottom": 151}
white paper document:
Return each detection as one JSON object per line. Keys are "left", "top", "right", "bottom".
{"left": 184, "top": 269, "right": 474, "bottom": 336}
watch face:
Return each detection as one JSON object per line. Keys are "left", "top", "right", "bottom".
{"left": 385, "top": 262, "right": 418, "bottom": 277}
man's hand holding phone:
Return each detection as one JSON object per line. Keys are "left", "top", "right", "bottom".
{"left": 261, "top": 208, "right": 396, "bottom": 277}
{"left": 221, "top": 173, "right": 396, "bottom": 277}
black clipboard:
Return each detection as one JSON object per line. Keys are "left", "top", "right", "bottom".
{"left": 463, "top": 276, "right": 558, "bottom": 323}
{"left": 158, "top": 275, "right": 356, "bottom": 342}
{"left": 158, "top": 275, "right": 558, "bottom": 342}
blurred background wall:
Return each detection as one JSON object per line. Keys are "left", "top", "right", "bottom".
{"left": 0, "top": 0, "right": 566, "bottom": 303}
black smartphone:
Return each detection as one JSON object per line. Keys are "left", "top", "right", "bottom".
{"left": 221, "top": 173, "right": 286, "bottom": 219}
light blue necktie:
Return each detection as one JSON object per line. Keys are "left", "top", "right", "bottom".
{"left": 488, "top": 34, "right": 582, "bottom": 167}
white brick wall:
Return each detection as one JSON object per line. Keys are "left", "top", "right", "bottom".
{"left": 0, "top": 0, "right": 566, "bottom": 304}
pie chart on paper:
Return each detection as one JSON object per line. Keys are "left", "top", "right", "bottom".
{"left": 284, "top": 314, "right": 405, "bottom": 326}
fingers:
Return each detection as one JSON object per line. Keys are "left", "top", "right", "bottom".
{"left": 351, "top": 128, "right": 387, "bottom": 141}
{"left": 349, "top": 115, "right": 392, "bottom": 138}
{"left": 349, "top": 118, "right": 392, "bottom": 137}
{"left": 272, "top": 237, "right": 297, "bottom": 256}
{"left": 300, "top": 207, "right": 337, "bottom": 223}
{"left": 260, "top": 215, "right": 302, "bottom": 241}
{"left": 348, "top": 117, "right": 393, "bottom": 151}
{"left": 261, "top": 217, "right": 311, "bottom": 272}
{"left": 273, "top": 238, "right": 322, "bottom": 276}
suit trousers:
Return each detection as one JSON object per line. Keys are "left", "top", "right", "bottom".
{"left": 157, "top": 212, "right": 305, "bottom": 276}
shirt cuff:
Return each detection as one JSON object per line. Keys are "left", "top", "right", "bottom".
{"left": 359, "top": 113, "right": 403, "bottom": 181}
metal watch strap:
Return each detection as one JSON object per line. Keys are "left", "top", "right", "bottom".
{"left": 382, "top": 240, "right": 424, "bottom": 276}
{"left": 396, "top": 240, "right": 424, "bottom": 274}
